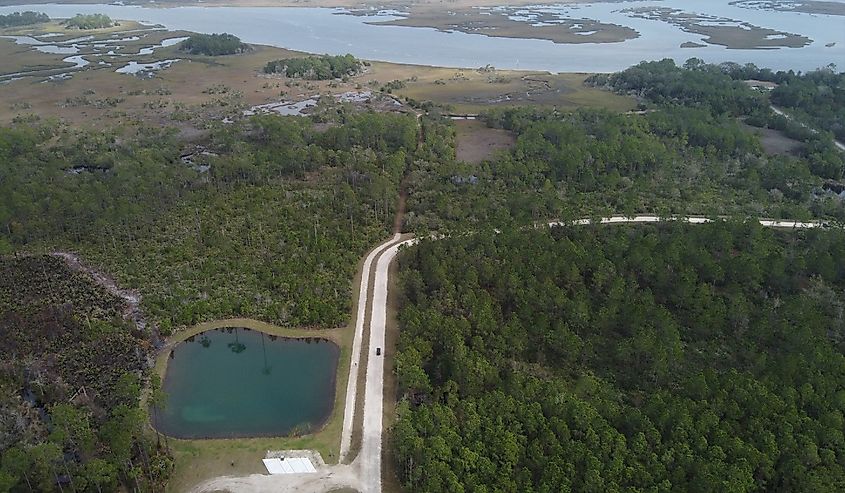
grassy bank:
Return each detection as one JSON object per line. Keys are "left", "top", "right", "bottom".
{"left": 154, "top": 318, "right": 353, "bottom": 492}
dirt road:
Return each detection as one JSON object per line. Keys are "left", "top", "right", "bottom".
{"left": 359, "top": 238, "right": 415, "bottom": 493}
{"left": 339, "top": 234, "right": 402, "bottom": 462}
{"left": 189, "top": 214, "right": 829, "bottom": 493}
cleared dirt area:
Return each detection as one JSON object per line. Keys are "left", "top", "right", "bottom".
{"left": 455, "top": 119, "right": 516, "bottom": 163}
{"left": 740, "top": 121, "right": 803, "bottom": 156}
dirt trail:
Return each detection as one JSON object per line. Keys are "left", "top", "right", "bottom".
{"left": 51, "top": 252, "right": 156, "bottom": 339}
{"left": 770, "top": 105, "right": 845, "bottom": 152}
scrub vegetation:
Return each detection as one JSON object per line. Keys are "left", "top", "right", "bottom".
{"left": 1, "top": 36, "right": 844, "bottom": 492}
{"left": 403, "top": 58, "right": 845, "bottom": 233}
{"left": 589, "top": 59, "right": 844, "bottom": 178}
{"left": 0, "top": 255, "right": 171, "bottom": 492}
{"left": 0, "top": 108, "right": 420, "bottom": 490}
{"left": 0, "top": 111, "right": 417, "bottom": 334}
{"left": 391, "top": 59, "right": 845, "bottom": 492}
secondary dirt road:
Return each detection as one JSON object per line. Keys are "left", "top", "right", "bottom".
{"left": 770, "top": 105, "right": 845, "bottom": 152}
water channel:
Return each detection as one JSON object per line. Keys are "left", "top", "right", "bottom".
{"left": 0, "top": 1, "right": 842, "bottom": 72}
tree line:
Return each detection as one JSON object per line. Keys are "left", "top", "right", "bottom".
{"left": 404, "top": 104, "right": 843, "bottom": 235}
{"left": 0, "top": 11, "right": 48, "bottom": 28}
{"left": 718, "top": 61, "right": 845, "bottom": 142}
{"left": 62, "top": 14, "right": 114, "bottom": 30}
{"left": 588, "top": 59, "right": 844, "bottom": 179}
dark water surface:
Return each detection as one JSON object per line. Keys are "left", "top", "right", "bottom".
{"left": 155, "top": 328, "right": 339, "bottom": 439}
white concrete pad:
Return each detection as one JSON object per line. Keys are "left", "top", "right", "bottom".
{"left": 262, "top": 459, "right": 285, "bottom": 475}
{"left": 262, "top": 457, "right": 316, "bottom": 475}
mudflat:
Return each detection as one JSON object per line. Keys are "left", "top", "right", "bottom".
{"left": 360, "top": 7, "right": 639, "bottom": 45}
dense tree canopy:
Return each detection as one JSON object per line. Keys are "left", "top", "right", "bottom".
{"left": 179, "top": 33, "right": 250, "bottom": 56}
{"left": 263, "top": 54, "right": 363, "bottom": 80}
{"left": 0, "top": 11, "right": 48, "bottom": 27}
{"left": 587, "top": 59, "right": 845, "bottom": 179}
{"left": 405, "top": 105, "right": 843, "bottom": 233}
{"left": 587, "top": 58, "right": 767, "bottom": 116}
{"left": 717, "top": 62, "right": 845, "bottom": 142}
{"left": 769, "top": 69, "right": 845, "bottom": 142}
{"left": 62, "top": 14, "right": 114, "bottom": 30}
{"left": 393, "top": 223, "right": 845, "bottom": 492}
{"left": 0, "top": 111, "right": 418, "bottom": 332}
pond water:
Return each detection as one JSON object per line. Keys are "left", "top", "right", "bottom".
{"left": 0, "top": 1, "right": 842, "bottom": 72}
{"left": 115, "top": 58, "right": 180, "bottom": 74}
{"left": 154, "top": 328, "right": 339, "bottom": 439}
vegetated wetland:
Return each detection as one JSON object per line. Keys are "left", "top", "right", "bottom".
{"left": 0, "top": 0, "right": 842, "bottom": 72}
{"left": 155, "top": 327, "right": 339, "bottom": 439}
{"left": 0, "top": 22, "right": 633, "bottom": 126}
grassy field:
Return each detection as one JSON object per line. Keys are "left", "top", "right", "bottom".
{"left": 373, "top": 63, "right": 636, "bottom": 114}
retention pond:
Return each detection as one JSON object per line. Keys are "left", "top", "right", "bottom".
{"left": 155, "top": 327, "right": 339, "bottom": 439}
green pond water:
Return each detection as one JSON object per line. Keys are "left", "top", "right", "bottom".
{"left": 155, "top": 328, "right": 339, "bottom": 439}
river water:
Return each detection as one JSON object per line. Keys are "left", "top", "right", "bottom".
{"left": 0, "top": 1, "right": 842, "bottom": 72}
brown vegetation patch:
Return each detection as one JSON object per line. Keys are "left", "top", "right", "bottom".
{"left": 363, "top": 7, "right": 638, "bottom": 45}
{"left": 455, "top": 119, "right": 515, "bottom": 163}
{"left": 623, "top": 6, "right": 811, "bottom": 49}
{"left": 740, "top": 121, "right": 803, "bottom": 156}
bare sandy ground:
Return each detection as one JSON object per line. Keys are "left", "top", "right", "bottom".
{"left": 191, "top": 465, "right": 359, "bottom": 493}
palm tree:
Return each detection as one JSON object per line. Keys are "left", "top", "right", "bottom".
{"left": 260, "top": 331, "right": 272, "bottom": 376}
{"left": 227, "top": 327, "right": 246, "bottom": 354}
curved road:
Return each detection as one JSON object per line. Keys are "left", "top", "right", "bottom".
{"left": 191, "top": 214, "right": 830, "bottom": 493}
{"left": 339, "top": 234, "right": 402, "bottom": 462}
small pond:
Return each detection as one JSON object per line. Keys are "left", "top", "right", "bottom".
{"left": 154, "top": 327, "right": 339, "bottom": 439}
